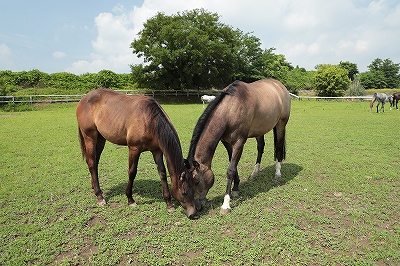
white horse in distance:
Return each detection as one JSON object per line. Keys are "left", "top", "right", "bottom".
{"left": 201, "top": 95, "right": 216, "bottom": 108}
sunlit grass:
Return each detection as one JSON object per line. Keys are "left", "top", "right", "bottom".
{"left": 0, "top": 100, "right": 399, "bottom": 265}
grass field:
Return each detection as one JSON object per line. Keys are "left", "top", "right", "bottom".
{"left": 0, "top": 100, "right": 399, "bottom": 265}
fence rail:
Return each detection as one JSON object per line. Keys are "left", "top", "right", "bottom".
{"left": 0, "top": 91, "right": 373, "bottom": 104}
{"left": 289, "top": 93, "right": 373, "bottom": 101}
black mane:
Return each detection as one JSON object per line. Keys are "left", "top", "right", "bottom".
{"left": 148, "top": 99, "right": 184, "bottom": 175}
{"left": 187, "top": 81, "right": 240, "bottom": 163}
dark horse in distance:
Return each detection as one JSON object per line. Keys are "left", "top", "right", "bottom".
{"left": 76, "top": 89, "right": 197, "bottom": 219}
{"left": 392, "top": 92, "right": 400, "bottom": 110}
{"left": 187, "top": 79, "right": 291, "bottom": 214}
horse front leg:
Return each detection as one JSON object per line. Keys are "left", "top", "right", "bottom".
{"left": 250, "top": 136, "right": 265, "bottom": 178}
{"left": 221, "top": 141, "right": 245, "bottom": 214}
{"left": 126, "top": 147, "right": 141, "bottom": 207}
{"left": 152, "top": 150, "right": 174, "bottom": 211}
{"left": 222, "top": 140, "right": 241, "bottom": 197}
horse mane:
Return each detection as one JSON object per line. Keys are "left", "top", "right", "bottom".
{"left": 148, "top": 99, "right": 184, "bottom": 175}
{"left": 187, "top": 80, "right": 240, "bottom": 163}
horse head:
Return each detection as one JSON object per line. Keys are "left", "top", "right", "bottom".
{"left": 170, "top": 160, "right": 201, "bottom": 219}
{"left": 189, "top": 160, "right": 215, "bottom": 211}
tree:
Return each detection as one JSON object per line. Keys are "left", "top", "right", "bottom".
{"left": 284, "top": 66, "right": 314, "bottom": 95}
{"left": 365, "top": 58, "right": 400, "bottom": 88}
{"left": 339, "top": 61, "right": 358, "bottom": 81}
{"left": 47, "top": 72, "right": 79, "bottom": 90}
{"left": 97, "top": 70, "right": 120, "bottom": 88}
{"left": 359, "top": 70, "right": 386, "bottom": 89}
{"left": 313, "top": 64, "right": 350, "bottom": 97}
{"left": 14, "top": 69, "right": 49, "bottom": 88}
{"left": 130, "top": 9, "right": 271, "bottom": 90}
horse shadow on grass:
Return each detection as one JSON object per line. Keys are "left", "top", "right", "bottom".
{"left": 103, "top": 162, "right": 302, "bottom": 215}
{"left": 202, "top": 162, "right": 303, "bottom": 213}
{"left": 105, "top": 178, "right": 166, "bottom": 207}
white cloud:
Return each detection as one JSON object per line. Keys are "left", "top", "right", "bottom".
{"left": 67, "top": 8, "right": 144, "bottom": 74}
{"left": 0, "top": 43, "right": 14, "bottom": 70}
{"left": 67, "top": 0, "right": 400, "bottom": 74}
{"left": 53, "top": 51, "right": 66, "bottom": 59}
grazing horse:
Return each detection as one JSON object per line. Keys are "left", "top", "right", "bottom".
{"left": 76, "top": 89, "right": 197, "bottom": 219}
{"left": 370, "top": 92, "right": 393, "bottom": 113}
{"left": 392, "top": 92, "right": 400, "bottom": 110}
{"left": 187, "top": 79, "right": 291, "bottom": 214}
{"left": 201, "top": 95, "right": 216, "bottom": 108}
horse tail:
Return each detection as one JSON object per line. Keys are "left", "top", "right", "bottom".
{"left": 78, "top": 127, "right": 87, "bottom": 160}
{"left": 273, "top": 125, "right": 286, "bottom": 162}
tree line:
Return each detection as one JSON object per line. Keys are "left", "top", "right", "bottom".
{"left": 1, "top": 9, "right": 399, "bottom": 97}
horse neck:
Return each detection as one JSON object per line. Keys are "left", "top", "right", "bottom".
{"left": 194, "top": 118, "right": 226, "bottom": 168}
{"left": 160, "top": 144, "right": 184, "bottom": 182}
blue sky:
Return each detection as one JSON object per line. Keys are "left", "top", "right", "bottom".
{"left": 1, "top": 0, "right": 400, "bottom": 74}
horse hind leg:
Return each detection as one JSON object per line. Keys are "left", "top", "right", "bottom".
{"left": 273, "top": 123, "right": 287, "bottom": 178}
{"left": 81, "top": 130, "right": 106, "bottom": 206}
{"left": 250, "top": 136, "right": 265, "bottom": 178}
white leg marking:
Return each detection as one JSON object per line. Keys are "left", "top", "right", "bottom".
{"left": 275, "top": 162, "right": 281, "bottom": 178}
{"left": 221, "top": 194, "right": 231, "bottom": 210}
{"left": 250, "top": 163, "right": 260, "bottom": 178}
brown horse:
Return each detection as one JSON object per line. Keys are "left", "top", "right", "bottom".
{"left": 392, "top": 92, "right": 400, "bottom": 110}
{"left": 187, "top": 79, "right": 291, "bottom": 214}
{"left": 76, "top": 89, "right": 197, "bottom": 219}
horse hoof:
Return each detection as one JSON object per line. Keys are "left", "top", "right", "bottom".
{"left": 97, "top": 199, "right": 107, "bottom": 206}
{"left": 220, "top": 208, "right": 231, "bottom": 215}
{"left": 128, "top": 202, "right": 137, "bottom": 207}
{"left": 231, "top": 190, "right": 240, "bottom": 197}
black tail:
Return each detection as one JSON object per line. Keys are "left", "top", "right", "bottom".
{"left": 273, "top": 126, "right": 286, "bottom": 162}
{"left": 78, "top": 127, "right": 86, "bottom": 160}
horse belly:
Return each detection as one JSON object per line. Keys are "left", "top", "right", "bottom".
{"left": 247, "top": 122, "right": 275, "bottom": 138}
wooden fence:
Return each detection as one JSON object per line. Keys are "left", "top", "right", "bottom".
{"left": 0, "top": 91, "right": 372, "bottom": 104}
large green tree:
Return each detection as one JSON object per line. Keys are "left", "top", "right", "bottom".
{"left": 314, "top": 64, "right": 350, "bottom": 97}
{"left": 130, "top": 9, "right": 289, "bottom": 90}
{"left": 339, "top": 61, "right": 358, "bottom": 81}
{"left": 362, "top": 58, "right": 400, "bottom": 89}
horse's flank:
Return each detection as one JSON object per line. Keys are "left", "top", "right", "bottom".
{"left": 78, "top": 89, "right": 184, "bottom": 176}
{"left": 188, "top": 79, "right": 290, "bottom": 166}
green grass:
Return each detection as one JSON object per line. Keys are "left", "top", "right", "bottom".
{"left": 1, "top": 100, "right": 399, "bottom": 265}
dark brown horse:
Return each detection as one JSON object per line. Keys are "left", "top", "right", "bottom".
{"left": 76, "top": 89, "right": 197, "bottom": 219}
{"left": 392, "top": 92, "right": 400, "bottom": 110}
{"left": 187, "top": 79, "right": 291, "bottom": 214}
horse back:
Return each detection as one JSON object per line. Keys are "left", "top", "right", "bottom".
{"left": 76, "top": 89, "right": 158, "bottom": 147}
{"left": 221, "top": 79, "right": 290, "bottom": 138}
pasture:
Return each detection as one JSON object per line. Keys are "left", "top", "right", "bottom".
{"left": 0, "top": 100, "right": 399, "bottom": 265}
